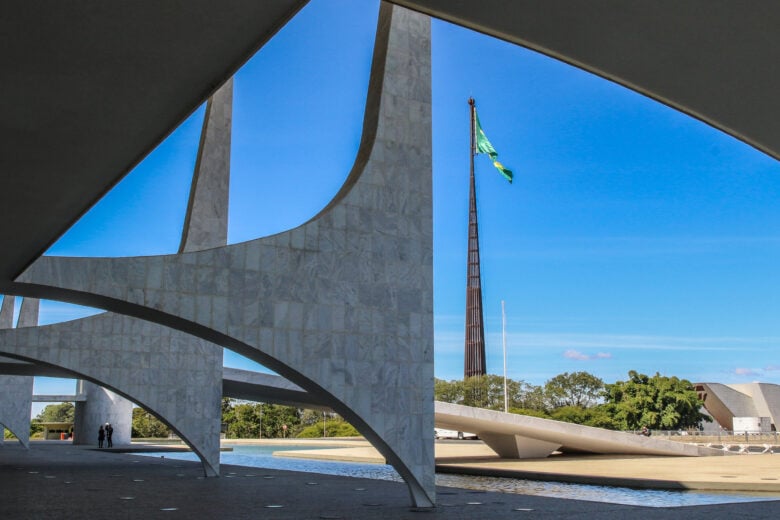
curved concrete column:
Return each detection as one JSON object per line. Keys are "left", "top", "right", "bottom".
{"left": 73, "top": 381, "right": 133, "bottom": 447}
{"left": 12, "top": 3, "right": 434, "bottom": 506}
{"left": 0, "top": 297, "right": 33, "bottom": 448}
{"left": 179, "top": 76, "right": 232, "bottom": 254}
{"left": 67, "top": 73, "right": 234, "bottom": 454}
{"left": 0, "top": 374, "right": 32, "bottom": 448}
{"left": 0, "top": 312, "right": 223, "bottom": 476}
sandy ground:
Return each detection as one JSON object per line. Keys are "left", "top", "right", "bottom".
{"left": 270, "top": 439, "right": 780, "bottom": 492}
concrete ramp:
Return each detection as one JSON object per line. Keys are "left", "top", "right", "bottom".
{"left": 216, "top": 371, "right": 726, "bottom": 459}
{"left": 435, "top": 402, "right": 725, "bottom": 458}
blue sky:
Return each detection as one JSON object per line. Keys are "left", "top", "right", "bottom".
{"left": 17, "top": 0, "right": 780, "bottom": 410}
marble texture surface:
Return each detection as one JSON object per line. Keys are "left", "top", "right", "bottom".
{"left": 0, "top": 311, "right": 223, "bottom": 475}
{"left": 12, "top": 3, "right": 434, "bottom": 506}
{"left": 179, "top": 78, "right": 232, "bottom": 253}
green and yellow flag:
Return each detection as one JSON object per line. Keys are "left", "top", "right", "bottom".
{"left": 474, "top": 110, "right": 513, "bottom": 183}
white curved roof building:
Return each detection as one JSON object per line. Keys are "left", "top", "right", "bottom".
{"left": 695, "top": 382, "right": 780, "bottom": 431}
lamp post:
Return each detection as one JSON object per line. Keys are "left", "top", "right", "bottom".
{"left": 502, "top": 300, "right": 508, "bottom": 413}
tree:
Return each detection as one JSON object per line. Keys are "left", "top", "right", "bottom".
{"left": 131, "top": 408, "right": 171, "bottom": 438}
{"left": 435, "top": 375, "right": 545, "bottom": 411}
{"left": 34, "top": 402, "right": 75, "bottom": 423}
{"left": 221, "top": 399, "right": 302, "bottom": 439}
{"left": 222, "top": 401, "right": 263, "bottom": 438}
{"left": 260, "top": 404, "right": 300, "bottom": 438}
{"left": 603, "top": 371, "right": 711, "bottom": 430}
{"left": 543, "top": 372, "right": 605, "bottom": 409}
{"left": 296, "top": 417, "right": 360, "bottom": 438}
{"left": 434, "top": 378, "right": 465, "bottom": 404}
{"left": 549, "top": 405, "right": 617, "bottom": 429}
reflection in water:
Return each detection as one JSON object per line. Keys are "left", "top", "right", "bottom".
{"left": 133, "top": 445, "right": 778, "bottom": 508}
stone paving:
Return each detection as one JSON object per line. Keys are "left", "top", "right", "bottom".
{"left": 3, "top": 442, "right": 780, "bottom": 519}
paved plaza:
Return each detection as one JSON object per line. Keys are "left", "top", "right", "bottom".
{"left": 2, "top": 442, "right": 780, "bottom": 519}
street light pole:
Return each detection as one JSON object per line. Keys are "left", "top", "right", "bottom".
{"left": 502, "top": 300, "right": 508, "bottom": 413}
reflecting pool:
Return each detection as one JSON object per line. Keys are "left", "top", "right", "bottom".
{"left": 133, "top": 445, "right": 779, "bottom": 508}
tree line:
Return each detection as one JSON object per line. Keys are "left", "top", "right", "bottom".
{"left": 15, "top": 369, "right": 708, "bottom": 439}
{"left": 132, "top": 398, "right": 360, "bottom": 439}
{"left": 435, "top": 370, "right": 711, "bottom": 431}
{"left": 9, "top": 399, "right": 359, "bottom": 440}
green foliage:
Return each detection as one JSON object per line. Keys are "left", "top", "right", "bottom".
{"left": 260, "top": 404, "right": 301, "bottom": 438}
{"left": 29, "top": 423, "right": 43, "bottom": 438}
{"left": 296, "top": 418, "right": 360, "bottom": 438}
{"left": 435, "top": 375, "right": 542, "bottom": 411}
{"left": 549, "top": 405, "right": 617, "bottom": 429}
{"left": 131, "top": 408, "right": 171, "bottom": 438}
{"left": 436, "top": 370, "right": 712, "bottom": 432}
{"left": 34, "top": 402, "right": 75, "bottom": 423}
{"left": 222, "top": 402, "right": 263, "bottom": 438}
{"left": 543, "top": 372, "right": 605, "bottom": 408}
{"left": 221, "top": 399, "right": 302, "bottom": 439}
{"left": 603, "top": 371, "right": 711, "bottom": 430}
{"left": 4, "top": 428, "right": 16, "bottom": 439}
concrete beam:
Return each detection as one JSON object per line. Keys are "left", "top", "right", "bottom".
{"left": 222, "top": 368, "right": 329, "bottom": 410}
{"left": 32, "top": 394, "right": 86, "bottom": 403}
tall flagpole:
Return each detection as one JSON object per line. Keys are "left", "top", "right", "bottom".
{"left": 502, "top": 300, "right": 508, "bottom": 413}
{"left": 464, "top": 98, "right": 487, "bottom": 380}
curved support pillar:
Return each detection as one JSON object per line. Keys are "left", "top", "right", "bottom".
{"left": 0, "top": 296, "right": 32, "bottom": 448}
{"left": 13, "top": 3, "right": 434, "bottom": 506}
{"left": 73, "top": 381, "right": 133, "bottom": 447}
{"left": 0, "top": 312, "right": 223, "bottom": 477}
{"left": 479, "top": 432, "right": 561, "bottom": 459}
{"left": 179, "top": 77, "right": 232, "bottom": 253}
{"left": 0, "top": 375, "right": 33, "bottom": 449}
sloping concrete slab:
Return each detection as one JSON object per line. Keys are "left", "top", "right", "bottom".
{"left": 436, "top": 402, "right": 725, "bottom": 458}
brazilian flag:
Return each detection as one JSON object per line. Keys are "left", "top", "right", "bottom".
{"left": 474, "top": 110, "right": 513, "bottom": 183}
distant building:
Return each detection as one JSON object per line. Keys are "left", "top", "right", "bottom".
{"left": 38, "top": 422, "right": 73, "bottom": 440}
{"left": 694, "top": 382, "right": 780, "bottom": 431}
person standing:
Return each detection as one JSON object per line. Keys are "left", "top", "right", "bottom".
{"left": 98, "top": 425, "right": 105, "bottom": 448}
{"left": 105, "top": 423, "right": 114, "bottom": 448}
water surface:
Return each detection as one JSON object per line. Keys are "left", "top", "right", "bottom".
{"left": 133, "top": 445, "right": 780, "bottom": 508}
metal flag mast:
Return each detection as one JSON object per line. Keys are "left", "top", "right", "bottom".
{"left": 464, "top": 97, "right": 487, "bottom": 379}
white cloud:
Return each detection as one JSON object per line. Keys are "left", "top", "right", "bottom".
{"left": 432, "top": 329, "right": 778, "bottom": 354}
{"left": 734, "top": 367, "right": 762, "bottom": 376}
{"left": 563, "top": 349, "right": 612, "bottom": 361}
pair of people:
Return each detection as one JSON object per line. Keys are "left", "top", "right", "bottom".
{"left": 97, "top": 423, "right": 114, "bottom": 448}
